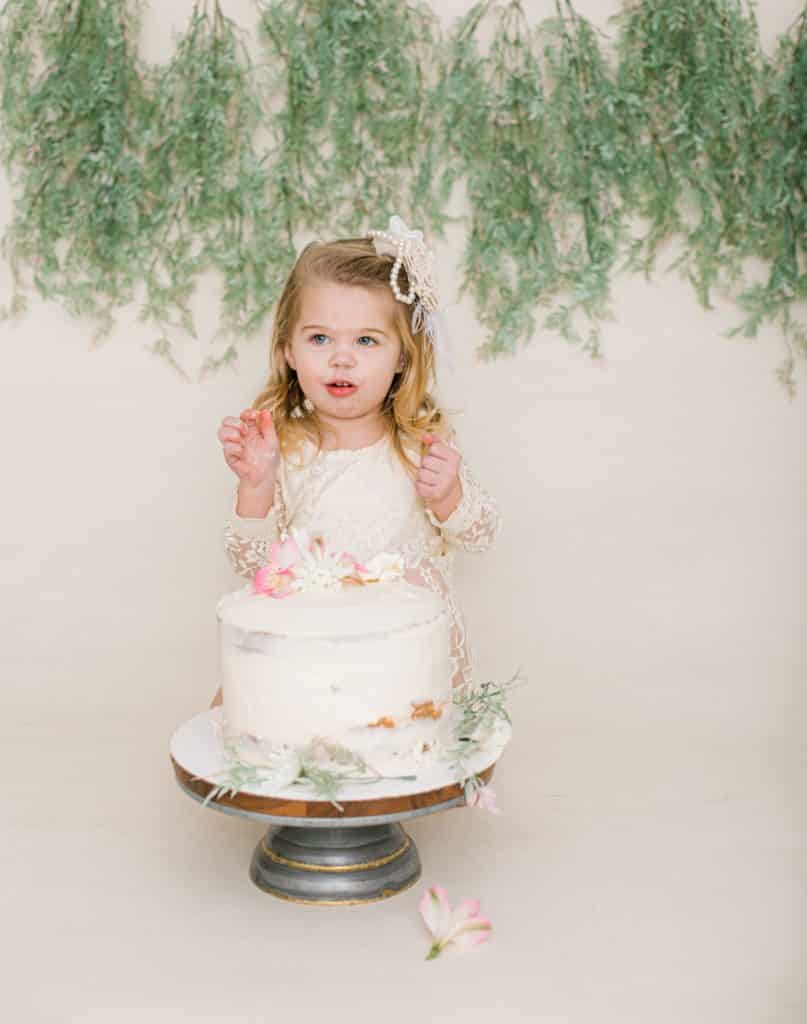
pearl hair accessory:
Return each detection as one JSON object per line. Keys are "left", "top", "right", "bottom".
{"left": 368, "top": 214, "right": 455, "bottom": 375}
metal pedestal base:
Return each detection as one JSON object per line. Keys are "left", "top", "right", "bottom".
{"left": 170, "top": 709, "right": 509, "bottom": 906}
{"left": 250, "top": 822, "right": 421, "bottom": 905}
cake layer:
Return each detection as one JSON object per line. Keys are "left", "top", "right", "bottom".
{"left": 216, "top": 579, "right": 445, "bottom": 637}
{"left": 217, "top": 579, "right": 454, "bottom": 771}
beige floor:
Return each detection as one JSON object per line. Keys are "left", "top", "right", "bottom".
{"left": 7, "top": 704, "right": 804, "bottom": 1024}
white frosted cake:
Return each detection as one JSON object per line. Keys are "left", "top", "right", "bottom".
{"left": 216, "top": 529, "right": 456, "bottom": 775}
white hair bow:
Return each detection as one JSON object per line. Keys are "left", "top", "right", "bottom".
{"left": 368, "top": 215, "right": 455, "bottom": 376}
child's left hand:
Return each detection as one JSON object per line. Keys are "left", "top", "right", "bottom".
{"left": 416, "top": 434, "right": 463, "bottom": 519}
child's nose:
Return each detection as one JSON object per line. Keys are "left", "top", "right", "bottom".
{"left": 329, "top": 344, "right": 357, "bottom": 364}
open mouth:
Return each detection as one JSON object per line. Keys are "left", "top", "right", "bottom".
{"left": 325, "top": 379, "right": 358, "bottom": 395}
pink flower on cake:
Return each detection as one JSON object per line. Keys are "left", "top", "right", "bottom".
{"left": 252, "top": 534, "right": 303, "bottom": 597}
{"left": 267, "top": 534, "right": 304, "bottom": 569}
{"left": 251, "top": 527, "right": 403, "bottom": 595}
{"left": 419, "top": 885, "right": 493, "bottom": 960}
{"left": 253, "top": 564, "right": 296, "bottom": 598}
{"left": 466, "top": 782, "right": 501, "bottom": 814}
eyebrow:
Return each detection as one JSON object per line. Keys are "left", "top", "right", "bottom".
{"left": 300, "top": 324, "right": 389, "bottom": 337}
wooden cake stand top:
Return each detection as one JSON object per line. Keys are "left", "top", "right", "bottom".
{"left": 170, "top": 710, "right": 507, "bottom": 824}
{"left": 171, "top": 755, "right": 495, "bottom": 819}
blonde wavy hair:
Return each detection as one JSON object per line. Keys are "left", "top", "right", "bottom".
{"left": 251, "top": 236, "right": 453, "bottom": 477}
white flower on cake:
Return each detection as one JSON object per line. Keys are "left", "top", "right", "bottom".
{"left": 358, "top": 550, "right": 405, "bottom": 582}
{"left": 288, "top": 529, "right": 355, "bottom": 592}
{"left": 252, "top": 527, "right": 405, "bottom": 598}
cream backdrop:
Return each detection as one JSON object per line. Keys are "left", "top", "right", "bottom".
{"left": 3, "top": 2, "right": 805, "bottom": 1022}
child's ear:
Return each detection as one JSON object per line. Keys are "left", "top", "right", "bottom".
{"left": 284, "top": 343, "right": 296, "bottom": 370}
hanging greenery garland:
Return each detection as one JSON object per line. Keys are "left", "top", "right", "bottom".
{"left": 728, "top": 9, "right": 807, "bottom": 397}
{"left": 534, "top": 0, "right": 637, "bottom": 360}
{"left": 426, "top": 0, "right": 647, "bottom": 362}
{"left": 139, "top": 0, "right": 294, "bottom": 375}
{"left": 426, "top": 0, "right": 636, "bottom": 360}
{"left": 257, "top": 0, "right": 449, "bottom": 239}
{"left": 0, "top": 0, "right": 152, "bottom": 338}
{"left": 0, "top": 0, "right": 803, "bottom": 391}
{"left": 426, "top": 1, "right": 556, "bottom": 359}
{"left": 612, "top": 0, "right": 764, "bottom": 305}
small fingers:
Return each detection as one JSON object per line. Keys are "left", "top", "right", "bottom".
{"left": 219, "top": 419, "right": 246, "bottom": 441}
{"left": 422, "top": 453, "right": 449, "bottom": 471}
{"left": 423, "top": 443, "right": 459, "bottom": 466}
{"left": 219, "top": 426, "right": 245, "bottom": 444}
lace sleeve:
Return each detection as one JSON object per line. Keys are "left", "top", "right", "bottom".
{"left": 424, "top": 436, "right": 503, "bottom": 552}
{"left": 404, "top": 561, "right": 474, "bottom": 690}
{"left": 223, "top": 478, "right": 284, "bottom": 580}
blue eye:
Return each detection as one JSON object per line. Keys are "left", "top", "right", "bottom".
{"left": 308, "top": 334, "right": 379, "bottom": 347}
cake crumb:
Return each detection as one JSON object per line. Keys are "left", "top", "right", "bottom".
{"left": 368, "top": 716, "right": 396, "bottom": 729}
{"left": 411, "top": 700, "right": 442, "bottom": 720}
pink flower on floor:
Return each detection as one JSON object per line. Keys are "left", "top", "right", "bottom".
{"left": 418, "top": 885, "right": 492, "bottom": 960}
{"left": 465, "top": 782, "right": 501, "bottom": 814}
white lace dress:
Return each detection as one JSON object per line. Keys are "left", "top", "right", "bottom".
{"left": 223, "top": 432, "right": 503, "bottom": 690}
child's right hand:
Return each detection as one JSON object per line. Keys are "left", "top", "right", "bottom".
{"left": 218, "top": 409, "right": 281, "bottom": 490}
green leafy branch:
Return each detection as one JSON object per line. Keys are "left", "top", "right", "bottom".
{"left": 432, "top": 1, "right": 632, "bottom": 361}
{"left": 432, "top": 1, "right": 556, "bottom": 359}
{"left": 725, "top": 8, "right": 807, "bottom": 397}
{"left": 195, "top": 736, "right": 417, "bottom": 813}
{"left": 613, "top": 0, "right": 765, "bottom": 298}
{"left": 439, "top": 666, "right": 528, "bottom": 798}
{"left": 0, "top": 0, "right": 152, "bottom": 338}
{"left": 257, "top": 0, "right": 450, "bottom": 240}
{"left": 140, "top": 0, "right": 296, "bottom": 375}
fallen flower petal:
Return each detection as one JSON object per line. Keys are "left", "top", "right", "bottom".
{"left": 419, "top": 884, "right": 453, "bottom": 940}
{"left": 465, "top": 780, "right": 501, "bottom": 814}
{"left": 419, "top": 886, "right": 492, "bottom": 959}
{"left": 448, "top": 915, "right": 493, "bottom": 949}
{"left": 448, "top": 897, "right": 481, "bottom": 927}
{"left": 475, "top": 785, "right": 501, "bottom": 814}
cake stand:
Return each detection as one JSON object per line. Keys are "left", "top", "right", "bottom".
{"left": 170, "top": 709, "right": 510, "bottom": 906}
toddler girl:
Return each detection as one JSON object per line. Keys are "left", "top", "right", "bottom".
{"left": 211, "top": 218, "right": 502, "bottom": 707}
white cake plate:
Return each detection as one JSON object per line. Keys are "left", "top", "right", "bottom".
{"left": 170, "top": 709, "right": 511, "bottom": 906}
